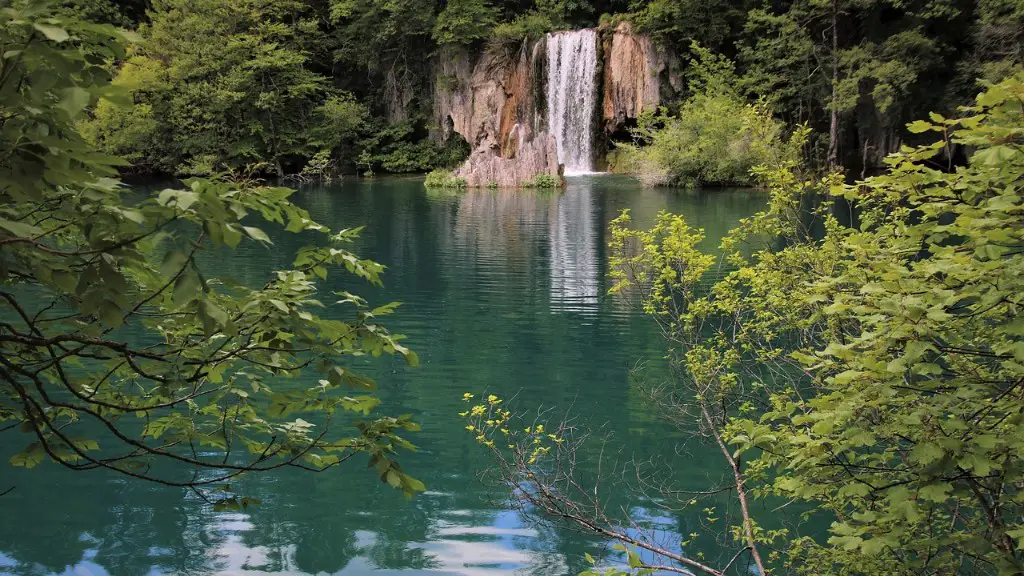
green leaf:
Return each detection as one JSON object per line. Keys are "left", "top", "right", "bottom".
{"left": 173, "top": 267, "right": 201, "bottom": 306}
{"left": 98, "top": 299, "right": 123, "bottom": 328}
{"left": 243, "top": 226, "right": 272, "bottom": 244}
{"left": 10, "top": 443, "right": 45, "bottom": 468}
{"left": 160, "top": 250, "right": 189, "bottom": 278}
{"left": 906, "top": 120, "right": 935, "bottom": 133}
{"left": 918, "top": 483, "right": 951, "bottom": 503}
{"left": 58, "top": 87, "right": 91, "bottom": 117}
{"left": 33, "top": 23, "right": 69, "bottom": 42}
{"left": 199, "top": 299, "right": 229, "bottom": 336}
{"left": 0, "top": 218, "right": 42, "bottom": 238}
{"left": 404, "top": 476, "right": 426, "bottom": 492}
{"left": 909, "top": 442, "right": 944, "bottom": 465}
{"left": 223, "top": 224, "right": 243, "bottom": 248}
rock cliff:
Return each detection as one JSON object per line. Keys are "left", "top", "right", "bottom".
{"left": 433, "top": 42, "right": 560, "bottom": 187}
{"left": 601, "top": 21, "right": 681, "bottom": 135}
{"left": 432, "top": 23, "right": 675, "bottom": 187}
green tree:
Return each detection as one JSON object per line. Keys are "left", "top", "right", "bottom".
{"left": 738, "top": 0, "right": 955, "bottom": 169}
{"left": 617, "top": 45, "right": 801, "bottom": 187}
{"left": 57, "top": 0, "right": 148, "bottom": 27}
{"left": 630, "top": 0, "right": 749, "bottom": 53}
{"left": 1, "top": 2, "right": 421, "bottom": 502}
{"left": 463, "top": 75, "right": 1024, "bottom": 575}
{"left": 432, "top": 0, "right": 499, "bottom": 46}
{"left": 88, "top": 0, "right": 367, "bottom": 177}
{"left": 964, "top": 0, "right": 1024, "bottom": 83}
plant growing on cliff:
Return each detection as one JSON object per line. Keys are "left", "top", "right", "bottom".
{"left": 461, "top": 75, "right": 1024, "bottom": 575}
{"left": 1, "top": 4, "right": 422, "bottom": 503}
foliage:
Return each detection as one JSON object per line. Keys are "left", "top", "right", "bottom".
{"left": 604, "top": 75, "right": 1024, "bottom": 574}
{"left": 758, "top": 75, "right": 1024, "bottom": 575}
{"left": 80, "top": 55, "right": 171, "bottom": 171}
{"left": 85, "top": 0, "right": 366, "bottom": 177}
{"left": 621, "top": 46, "right": 800, "bottom": 187}
{"left": 432, "top": 0, "right": 499, "bottom": 46}
{"left": 489, "top": 9, "right": 559, "bottom": 47}
{"left": 49, "top": 0, "right": 1024, "bottom": 178}
{"left": 737, "top": 9, "right": 819, "bottom": 124}
{"left": 57, "top": 0, "right": 148, "bottom": 26}
{"left": 630, "top": 0, "right": 747, "bottom": 52}
{"left": 423, "top": 169, "right": 467, "bottom": 190}
{"left": 736, "top": 0, "right": 970, "bottom": 168}
{"left": 520, "top": 173, "right": 561, "bottom": 188}
{"left": 357, "top": 121, "right": 468, "bottom": 174}
{"left": 1, "top": 3, "right": 422, "bottom": 501}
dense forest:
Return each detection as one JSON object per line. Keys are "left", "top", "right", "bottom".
{"left": 57, "top": 0, "right": 1024, "bottom": 179}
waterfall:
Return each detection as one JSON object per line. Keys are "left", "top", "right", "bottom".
{"left": 546, "top": 29, "right": 598, "bottom": 174}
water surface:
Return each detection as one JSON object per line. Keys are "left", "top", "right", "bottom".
{"left": 0, "top": 175, "right": 766, "bottom": 576}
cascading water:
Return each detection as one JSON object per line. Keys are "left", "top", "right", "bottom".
{"left": 546, "top": 29, "right": 598, "bottom": 174}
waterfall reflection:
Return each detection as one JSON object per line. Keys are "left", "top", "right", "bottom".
{"left": 548, "top": 183, "right": 600, "bottom": 315}
{"left": 452, "top": 184, "right": 601, "bottom": 316}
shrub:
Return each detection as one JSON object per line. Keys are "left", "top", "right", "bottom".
{"left": 520, "top": 173, "right": 561, "bottom": 188}
{"left": 424, "top": 169, "right": 468, "bottom": 189}
{"left": 622, "top": 44, "right": 799, "bottom": 188}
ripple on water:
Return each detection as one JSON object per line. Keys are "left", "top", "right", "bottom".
{"left": 0, "top": 176, "right": 768, "bottom": 576}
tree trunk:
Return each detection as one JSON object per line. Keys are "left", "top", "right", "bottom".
{"left": 823, "top": 0, "right": 839, "bottom": 168}
{"left": 827, "top": 0, "right": 840, "bottom": 169}
{"left": 275, "top": 157, "right": 284, "bottom": 180}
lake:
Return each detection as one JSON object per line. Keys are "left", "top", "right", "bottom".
{"left": 0, "top": 175, "right": 767, "bottom": 576}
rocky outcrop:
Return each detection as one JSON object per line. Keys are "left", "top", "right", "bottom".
{"left": 433, "top": 42, "right": 559, "bottom": 187}
{"left": 432, "top": 23, "right": 675, "bottom": 186}
{"left": 455, "top": 127, "right": 560, "bottom": 187}
{"left": 601, "top": 22, "right": 681, "bottom": 135}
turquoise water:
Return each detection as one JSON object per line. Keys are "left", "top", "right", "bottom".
{"left": 0, "top": 175, "right": 766, "bottom": 576}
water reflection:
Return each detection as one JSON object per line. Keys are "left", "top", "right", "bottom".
{"left": 549, "top": 181, "right": 599, "bottom": 315}
{"left": 0, "top": 175, "right": 767, "bottom": 576}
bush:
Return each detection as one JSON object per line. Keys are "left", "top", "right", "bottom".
{"left": 424, "top": 169, "right": 468, "bottom": 189}
{"left": 360, "top": 122, "right": 470, "bottom": 174}
{"left": 622, "top": 44, "right": 799, "bottom": 188}
{"left": 489, "top": 10, "right": 557, "bottom": 48}
{"left": 520, "top": 173, "right": 561, "bottom": 188}
{"left": 622, "top": 95, "right": 796, "bottom": 188}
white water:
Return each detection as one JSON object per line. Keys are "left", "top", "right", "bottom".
{"left": 546, "top": 30, "right": 599, "bottom": 174}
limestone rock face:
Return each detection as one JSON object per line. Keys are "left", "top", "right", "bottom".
{"left": 433, "top": 42, "right": 558, "bottom": 186}
{"left": 601, "top": 21, "right": 680, "bottom": 135}
{"left": 431, "top": 23, "right": 675, "bottom": 186}
{"left": 454, "top": 127, "right": 560, "bottom": 187}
